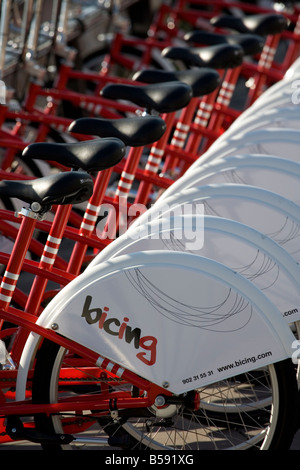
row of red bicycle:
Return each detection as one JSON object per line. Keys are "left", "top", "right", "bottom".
{"left": 0, "top": 0, "right": 299, "bottom": 450}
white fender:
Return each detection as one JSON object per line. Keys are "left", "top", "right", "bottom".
{"left": 200, "top": 107, "right": 300, "bottom": 153}
{"left": 231, "top": 73, "right": 300, "bottom": 122}
{"left": 284, "top": 56, "right": 300, "bottom": 78}
{"left": 17, "top": 252, "right": 296, "bottom": 397}
{"left": 89, "top": 215, "right": 300, "bottom": 323}
{"left": 127, "top": 184, "right": 300, "bottom": 264}
{"left": 194, "top": 128, "right": 300, "bottom": 165}
{"left": 158, "top": 154, "right": 300, "bottom": 203}
{"left": 224, "top": 106, "right": 300, "bottom": 136}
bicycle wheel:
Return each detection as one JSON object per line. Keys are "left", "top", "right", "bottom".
{"left": 119, "top": 361, "right": 298, "bottom": 450}
{"left": 32, "top": 339, "right": 298, "bottom": 450}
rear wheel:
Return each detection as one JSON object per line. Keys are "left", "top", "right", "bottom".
{"left": 32, "top": 339, "right": 298, "bottom": 450}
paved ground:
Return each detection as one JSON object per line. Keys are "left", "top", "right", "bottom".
{"left": 1, "top": 427, "right": 300, "bottom": 450}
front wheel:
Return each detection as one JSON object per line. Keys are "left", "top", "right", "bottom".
{"left": 32, "top": 339, "right": 299, "bottom": 450}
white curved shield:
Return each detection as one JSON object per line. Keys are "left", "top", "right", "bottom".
{"left": 89, "top": 215, "right": 300, "bottom": 323}
{"left": 20, "top": 252, "right": 295, "bottom": 395}
{"left": 159, "top": 155, "right": 300, "bottom": 204}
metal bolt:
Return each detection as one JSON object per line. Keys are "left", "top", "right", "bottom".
{"left": 31, "top": 202, "right": 42, "bottom": 212}
{"left": 111, "top": 410, "right": 118, "bottom": 420}
{"left": 155, "top": 395, "right": 166, "bottom": 407}
{"left": 162, "top": 381, "right": 169, "bottom": 388}
{"left": 51, "top": 323, "right": 59, "bottom": 330}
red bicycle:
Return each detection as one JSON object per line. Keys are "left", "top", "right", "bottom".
{"left": 0, "top": 158, "right": 297, "bottom": 450}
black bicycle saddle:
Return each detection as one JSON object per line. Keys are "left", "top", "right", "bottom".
{"left": 132, "top": 68, "right": 221, "bottom": 98}
{"left": 68, "top": 115, "right": 167, "bottom": 147}
{"left": 184, "top": 31, "right": 264, "bottom": 57}
{"left": 210, "top": 13, "right": 288, "bottom": 36}
{"left": 0, "top": 171, "right": 94, "bottom": 207}
{"left": 22, "top": 137, "right": 126, "bottom": 172}
{"left": 161, "top": 43, "right": 244, "bottom": 69}
{"left": 100, "top": 81, "right": 193, "bottom": 113}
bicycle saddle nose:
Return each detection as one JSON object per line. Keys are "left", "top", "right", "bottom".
{"left": 100, "top": 81, "right": 193, "bottom": 114}
{"left": 161, "top": 43, "right": 244, "bottom": 69}
{"left": 132, "top": 68, "right": 221, "bottom": 98}
{"left": 0, "top": 171, "right": 94, "bottom": 207}
{"left": 184, "top": 31, "right": 264, "bottom": 57}
{"left": 68, "top": 115, "right": 166, "bottom": 147}
{"left": 22, "top": 137, "right": 126, "bottom": 172}
{"left": 210, "top": 13, "right": 289, "bottom": 36}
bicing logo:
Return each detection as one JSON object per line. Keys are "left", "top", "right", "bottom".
{"left": 81, "top": 295, "right": 158, "bottom": 366}
{"left": 0, "top": 80, "right": 6, "bottom": 104}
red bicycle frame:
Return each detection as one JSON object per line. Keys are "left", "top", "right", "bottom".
{"left": 0, "top": 188, "right": 171, "bottom": 444}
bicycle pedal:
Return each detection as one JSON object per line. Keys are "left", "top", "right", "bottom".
{"left": 6, "top": 416, "right": 74, "bottom": 445}
{"left": 107, "top": 434, "right": 133, "bottom": 448}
